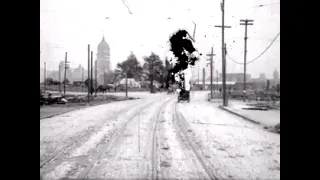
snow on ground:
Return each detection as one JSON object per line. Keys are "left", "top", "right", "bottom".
{"left": 158, "top": 99, "right": 211, "bottom": 179}
{"left": 40, "top": 93, "right": 165, "bottom": 167}
{"left": 227, "top": 100, "right": 280, "bottom": 126}
{"left": 85, "top": 96, "right": 172, "bottom": 179}
{"left": 177, "top": 93, "right": 280, "bottom": 180}
{"left": 47, "top": 90, "right": 166, "bottom": 99}
{"left": 41, "top": 94, "right": 170, "bottom": 179}
{"left": 41, "top": 91, "right": 280, "bottom": 180}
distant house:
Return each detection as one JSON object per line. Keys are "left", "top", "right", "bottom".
{"left": 141, "top": 80, "right": 161, "bottom": 88}
{"left": 194, "top": 81, "right": 237, "bottom": 90}
{"left": 73, "top": 81, "right": 85, "bottom": 86}
{"left": 235, "top": 78, "right": 280, "bottom": 90}
{"left": 117, "top": 78, "right": 141, "bottom": 88}
{"left": 219, "top": 73, "right": 252, "bottom": 82}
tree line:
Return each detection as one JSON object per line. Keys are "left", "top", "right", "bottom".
{"left": 112, "top": 52, "right": 173, "bottom": 92}
{"left": 44, "top": 52, "right": 174, "bottom": 92}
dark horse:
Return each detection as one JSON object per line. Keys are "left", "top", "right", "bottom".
{"left": 97, "top": 84, "right": 115, "bottom": 93}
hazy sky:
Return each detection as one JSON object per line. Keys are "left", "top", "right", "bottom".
{"left": 40, "top": 0, "right": 280, "bottom": 78}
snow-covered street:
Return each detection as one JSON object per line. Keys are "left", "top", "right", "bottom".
{"left": 40, "top": 91, "right": 280, "bottom": 180}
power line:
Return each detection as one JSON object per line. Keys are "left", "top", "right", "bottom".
{"left": 227, "top": 31, "right": 280, "bottom": 65}
{"left": 121, "top": 0, "right": 133, "bottom": 14}
{"left": 227, "top": 54, "right": 244, "bottom": 65}
{"left": 252, "top": 2, "right": 280, "bottom": 8}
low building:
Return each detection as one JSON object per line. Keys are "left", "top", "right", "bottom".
{"left": 194, "top": 81, "right": 237, "bottom": 90}
{"left": 117, "top": 78, "right": 141, "bottom": 88}
{"left": 73, "top": 81, "right": 85, "bottom": 86}
{"left": 235, "top": 79, "right": 280, "bottom": 91}
{"left": 219, "top": 73, "right": 251, "bottom": 82}
{"left": 141, "top": 80, "right": 161, "bottom": 88}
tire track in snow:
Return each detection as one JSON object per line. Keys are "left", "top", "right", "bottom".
{"left": 151, "top": 98, "right": 175, "bottom": 180}
{"left": 76, "top": 96, "right": 169, "bottom": 180}
{"left": 173, "top": 102, "right": 220, "bottom": 180}
{"left": 40, "top": 103, "right": 136, "bottom": 169}
{"left": 80, "top": 96, "right": 174, "bottom": 180}
{"left": 40, "top": 95, "right": 165, "bottom": 179}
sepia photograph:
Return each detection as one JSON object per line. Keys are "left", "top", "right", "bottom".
{"left": 40, "top": 0, "right": 280, "bottom": 179}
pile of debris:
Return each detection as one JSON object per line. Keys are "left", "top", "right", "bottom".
{"left": 274, "top": 123, "right": 280, "bottom": 133}
{"left": 40, "top": 91, "right": 67, "bottom": 105}
{"left": 243, "top": 102, "right": 280, "bottom": 111}
{"left": 265, "top": 123, "right": 280, "bottom": 134}
{"left": 40, "top": 89, "right": 138, "bottom": 106}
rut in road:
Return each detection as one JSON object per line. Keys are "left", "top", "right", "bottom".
{"left": 79, "top": 96, "right": 173, "bottom": 180}
{"left": 150, "top": 99, "right": 219, "bottom": 180}
{"left": 151, "top": 98, "right": 176, "bottom": 180}
{"left": 40, "top": 104, "right": 135, "bottom": 169}
{"left": 40, "top": 95, "right": 166, "bottom": 179}
{"left": 172, "top": 102, "right": 220, "bottom": 180}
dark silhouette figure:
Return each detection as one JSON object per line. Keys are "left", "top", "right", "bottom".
{"left": 168, "top": 29, "right": 201, "bottom": 90}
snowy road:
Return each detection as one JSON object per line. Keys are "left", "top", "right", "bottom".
{"left": 40, "top": 91, "right": 280, "bottom": 180}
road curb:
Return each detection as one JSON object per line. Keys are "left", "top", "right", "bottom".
{"left": 40, "top": 106, "right": 89, "bottom": 120}
{"left": 40, "top": 97, "right": 138, "bottom": 120}
{"left": 218, "top": 105, "right": 260, "bottom": 125}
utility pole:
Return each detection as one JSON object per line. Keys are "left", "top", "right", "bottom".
{"left": 44, "top": 62, "right": 46, "bottom": 92}
{"left": 215, "top": 0, "right": 231, "bottom": 106}
{"left": 91, "top": 51, "right": 93, "bottom": 96}
{"left": 87, "top": 44, "right": 90, "bottom": 103}
{"left": 82, "top": 67, "right": 84, "bottom": 92}
{"left": 95, "top": 60, "right": 98, "bottom": 96}
{"left": 58, "top": 62, "right": 61, "bottom": 93}
{"left": 125, "top": 72, "right": 128, "bottom": 98}
{"left": 63, "top": 52, "right": 70, "bottom": 95}
{"left": 216, "top": 70, "right": 219, "bottom": 92}
{"left": 151, "top": 56, "right": 154, "bottom": 93}
{"left": 223, "top": 43, "right": 227, "bottom": 105}
{"left": 202, "top": 68, "right": 205, "bottom": 90}
{"left": 207, "top": 46, "right": 215, "bottom": 99}
{"left": 104, "top": 72, "right": 106, "bottom": 86}
{"left": 240, "top": 19, "right": 254, "bottom": 101}
{"left": 198, "top": 64, "right": 200, "bottom": 87}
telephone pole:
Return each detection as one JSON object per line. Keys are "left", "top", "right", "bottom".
{"left": 215, "top": 0, "right": 231, "bottom": 106}
{"left": 223, "top": 43, "right": 227, "bottom": 105}
{"left": 63, "top": 52, "right": 70, "bottom": 95}
{"left": 95, "top": 60, "right": 98, "bottom": 96}
{"left": 82, "top": 67, "right": 84, "bottom": 92}
{"left": 207, "top": 46, "right": 215, "bottom": 99}
{"left": 91, "top": 51, "right": 93, "bottom": 96}
{"left": 198, "top": 64, "right": 200, "bottom": 87}
{"left": 202, "top": 68, "right": 205, "bottom": 90}
{"left": 151, "top": 57, "right": 154, "bottom": 93}
{"left": 58, "top": 62, "right": 61, "bottom": 93}
{"left": 216, "top": 70, "right": 219, "bottom": 92}
{"left": 87, "top": 44, "right": 90, "bottom": 103}
{"left": 44, "top": 62, "right": 46, "bottom": 92}
{"left": 125, "top": 73, "right": 128, "bottom": 97}
{"left": 240, "top": 19, "right": 254, "bottom": 98}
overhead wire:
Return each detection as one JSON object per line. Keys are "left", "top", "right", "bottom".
{"left": 227, "top": 31, "right": 280, "bottom": 65}
{"left": 251, "top": 2, "right": 280, "bottom": 8}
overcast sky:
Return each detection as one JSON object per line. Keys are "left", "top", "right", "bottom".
{"left": 40, "top": 0, "right": 280, "bottom": 78}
